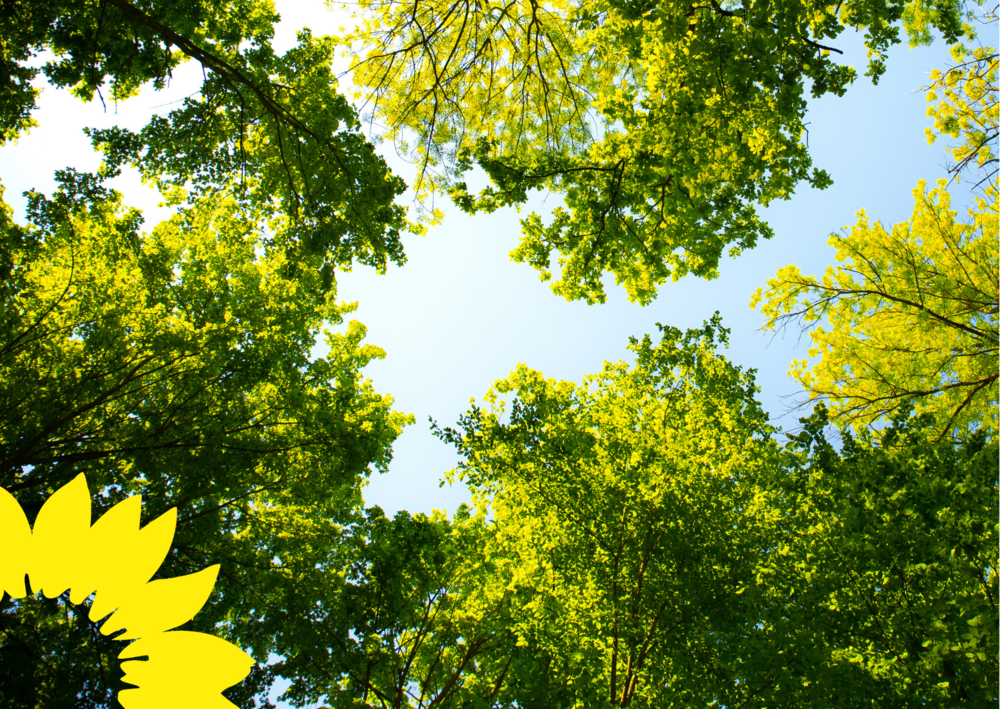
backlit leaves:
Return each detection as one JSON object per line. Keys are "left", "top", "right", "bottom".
{"left": 925, "top": 39, "right": 998, "bottom": 192}
{"left": 345, "top": 0, "right": 966, "bottom": 303}
{"left": 431, "top": 319, "right": 788, "bottom": 707}
{"left": 752, "top": 179, "right": 998, "bottom": 442}
{"left": 1, "top": 0, "right": 412, "bottom": 279}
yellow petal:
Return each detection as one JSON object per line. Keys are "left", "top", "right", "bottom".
{"left": 101, "top": 565, "right": 220, "bottom": 640}
{"left": 117, "top": 631, "right": 253, "bottom": 709}
{"left": 83, "top": 497, "right": 177, "bottom": 620}
{"left": 0, "top": 486, "right": 31, "bottom": 598}
{"left": 68, "top": 494, "right": 140, "bottom": 605}
{"left": 29, "top": 473, "right": 91, "bottom": 598}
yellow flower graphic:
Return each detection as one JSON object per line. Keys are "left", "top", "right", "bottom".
{"left": 0, "top": 474, "right": 254, "bottom": 708}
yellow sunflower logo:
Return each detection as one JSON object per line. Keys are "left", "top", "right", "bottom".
{"left": 0, "top": 474, "right": 254, "bottom": 708}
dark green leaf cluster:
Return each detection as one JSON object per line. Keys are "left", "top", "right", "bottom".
{"left": 2, "top": 0, "right": 411, "bottom": 281}
{"left": 769, "top": 406, "right": 998, "bottom": 705}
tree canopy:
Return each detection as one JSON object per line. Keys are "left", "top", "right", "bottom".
{"left": 751, "top": 178, "right": 998, "bottom": 442}
{"left": 256, "top": 321, "right": 997, "bottom": 707}
{"left": 343, "top": 0, "right": 970, "bottom": 303}
{"left": 923, "top": 30, "right": 998, "bottom": 192}
{"left": 768, "top": 406, "right": 998, "bottom": 706}
{"left": 0, "top": 0, "right": 996, "bottom": 707}
{"left": 433, "top": 319, "right": 783, "bottom": 708}
{"left": 2, "top": 0, "right": 414, "bottom": 284}
{"left": 0, "top": 172, "right": 411, "bottom": 706}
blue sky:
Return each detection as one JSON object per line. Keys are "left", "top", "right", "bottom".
{"left": 0, "top": 4, "right": 970, "bottom": 705}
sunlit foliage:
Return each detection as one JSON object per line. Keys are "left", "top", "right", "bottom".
{"left": 344, "top": 0, "right": 968, "bottom": 303}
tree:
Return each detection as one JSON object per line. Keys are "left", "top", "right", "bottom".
{"left": 762, "top": 407, "right": 998, "bottom": 706}
{"left": 751, "top": 179, "right": 998, "bottom": 443}
{"left": 342, "top": 0, "right": 968, "bottom": 303}
{"left": 751, "top": 37, "right": 998, "bottom": 443}
{"left": 0, "top": 3, "right": 413, "bottom": 705}
{"left": 0, "top": 173, "right": 411, "bottom": 707}
{"left": 427, "top": 319, "right": 792, "bottom": 707}
{"left": 259, "top": 320, "right": 999, "bottom": 707}
{"left": 2, "top": 0, "right": 414, "bottom": 281}
{"left": 264, "top": 505, "right": 525, "bottom": 709}
{"left": 228, "top": 318, "right": 795, "bottom": 708}
{"left": 923, "top": 5, "right": 998, "bottom": 193}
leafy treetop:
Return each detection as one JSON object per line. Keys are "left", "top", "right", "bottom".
{"left": 2, "top": 0, "right": 414, "bottom": 283}
{"left": 924, "top": 35, "right": 998, "bottom": 193}
{"left": 752, "top": 178, "right": 998, "bottom": 443}
{"left": 344, "top": 0, "right": 971, "bottom": 304}
{"left": 752, "top": 33, "right": 998, "bottom": 443}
